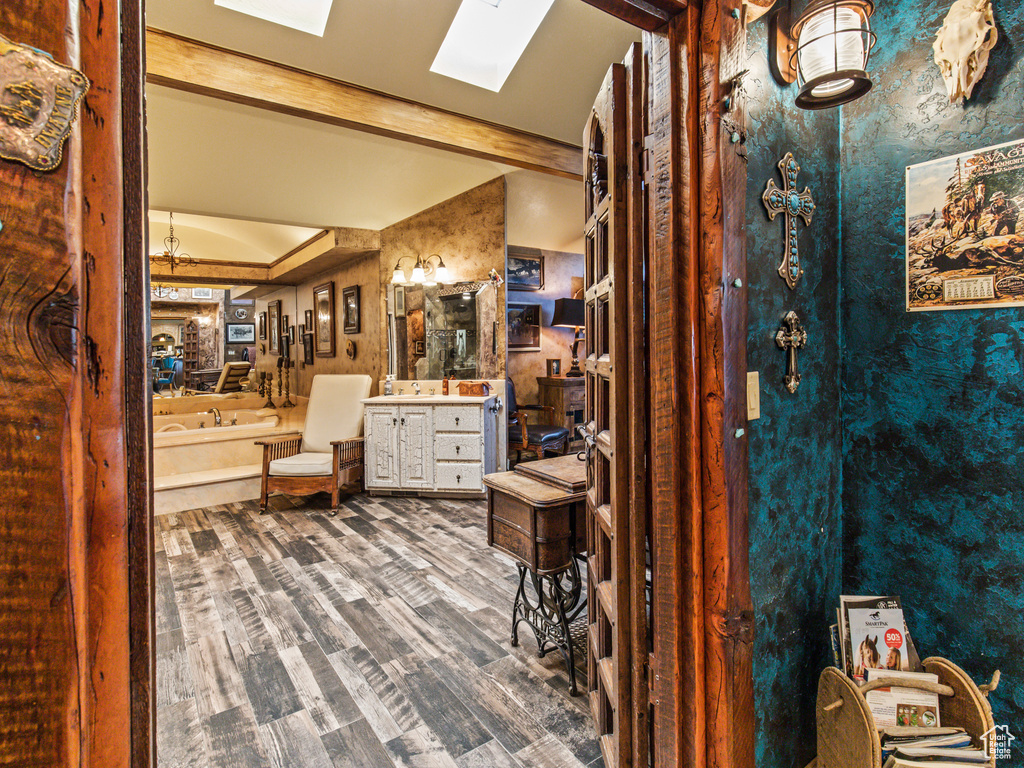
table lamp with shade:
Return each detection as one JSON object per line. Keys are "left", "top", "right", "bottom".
{"left": 551, "top": 298, "right": 585, "bottom": 378}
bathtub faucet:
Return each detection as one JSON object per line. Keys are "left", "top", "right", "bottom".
{"left": 207, "top": 408, "right": 222, "bottom": 427}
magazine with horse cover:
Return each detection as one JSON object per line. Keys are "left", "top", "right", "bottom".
{"left": 839, "top": 595, "right": 923, "bottom": 679}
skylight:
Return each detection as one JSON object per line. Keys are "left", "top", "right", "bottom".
{"left": 213, "top": 0, "right": 334, "bottom": 37}
{"left": 430, "top": 0, "right": 556, "bottom": 93}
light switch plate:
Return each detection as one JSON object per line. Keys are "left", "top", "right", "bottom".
{"left": 747, "top": 371, "right": 761, "bottom": 420}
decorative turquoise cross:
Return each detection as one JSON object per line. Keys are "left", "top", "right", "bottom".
{"left": 762, "top": 152, "right": 815, "bottom": 290}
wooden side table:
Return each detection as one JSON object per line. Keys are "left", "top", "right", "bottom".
{"left": 536, "top": 376, "right": 585, "bottom": 448}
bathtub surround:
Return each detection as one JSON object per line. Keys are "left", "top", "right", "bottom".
{"left": 152, "top": 393, "right": 308, "bottom": 515}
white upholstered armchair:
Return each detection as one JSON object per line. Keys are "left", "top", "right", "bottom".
{"left": 256, "top": 374, "right": 372, "bottom": 514}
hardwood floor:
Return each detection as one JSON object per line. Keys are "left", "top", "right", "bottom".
{"left": 155, "top": 493, "right": 603, "bottom": 768}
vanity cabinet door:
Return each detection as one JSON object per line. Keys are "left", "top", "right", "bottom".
{"left": 398, "top": 406, "right": 434, "bottom": 488}
{"left": 364, "top": 407, "right": 399, "bottom": 488}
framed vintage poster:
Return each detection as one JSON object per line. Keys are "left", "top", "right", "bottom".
{"left": 507, "top": 246, "right": 544, "bottom": 291}
{"left": 342, "top": 285, "right": 360, "bottom": 334}
{"left": 191, "top": 287, "right": 214, "bottom": 300}
{"left": 313, "top": 281, "right": 336, "bottom": 357}
{"left": 508, "top": 303, "right": 542, "bottom": 351}
{"left": 907, "top": 137, "right": 1024, "bottom": 311}
{"left": 267, "top": 300, "right": 281, "bottom": 354}
{"left": 226, "top": 323, "right": 256, "bottom": 344}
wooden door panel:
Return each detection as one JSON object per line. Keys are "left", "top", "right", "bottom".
{"left": 583, "top": 57, "right": 639, "bottom": 768}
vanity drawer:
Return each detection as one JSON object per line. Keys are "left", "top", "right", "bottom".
{"left": 433, "top": 406, "right": 480, "bottom": 433}
{"left": 435, "top": 434, "right": 482, "bottom": 462}
{"left": 435, "top": 462, "right": 483, "bottom": 491}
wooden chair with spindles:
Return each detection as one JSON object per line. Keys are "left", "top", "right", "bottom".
{"left": 256, "top": 374, "right": 372, "bottom": 514}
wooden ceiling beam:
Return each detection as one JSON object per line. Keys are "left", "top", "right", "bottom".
{"left": 578, "top": 0, "right": 689, "bottom": 31}
{"left": 145, "top": 29, "right": 584, "bottom": 181}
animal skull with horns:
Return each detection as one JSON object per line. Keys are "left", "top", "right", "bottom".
{"left": 933, "top": 0, "right": 998, "bottom": 103}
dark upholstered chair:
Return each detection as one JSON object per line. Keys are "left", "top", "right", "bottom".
{"left": 506, "top": 377, "right": 570, "bottom": 467}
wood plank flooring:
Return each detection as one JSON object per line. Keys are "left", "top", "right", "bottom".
{"left": 156, "top": 494, "right": 602, "bottom": 768}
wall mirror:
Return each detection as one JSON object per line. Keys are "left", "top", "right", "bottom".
{"left": 388, "top": 281, "right": 499, "bottom": 380}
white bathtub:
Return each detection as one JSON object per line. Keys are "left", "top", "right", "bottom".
{"left": 154, "top": 409, "right": 278, "bottom": 435}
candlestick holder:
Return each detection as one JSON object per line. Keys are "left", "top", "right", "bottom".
{"left": 258, "top": 370, "right": 266, "bottom": 398}
{"left": 282, "top": 360, "right": 295, "bottom": 408}
{"left": 276, "top": 357, "right": 283, "bottom": 398}
{"left": 263, "top": 372, "right": 276, "bottom": 409}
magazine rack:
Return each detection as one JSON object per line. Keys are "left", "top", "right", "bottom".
{"left": 816, "top": 657, "right": 1000, "bottom": 768}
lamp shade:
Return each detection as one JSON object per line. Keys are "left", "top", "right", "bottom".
{"left": 551, "top": 298, "right": 585, "bottom": 328}
{"left": 792, "top": 0, "right": 875, "bottom": 110}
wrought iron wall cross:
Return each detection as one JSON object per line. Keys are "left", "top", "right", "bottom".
{"left": 775, "top": 311, "right": 807, "bottom": 393}
{"left": 763, "top": 152, "right": 815, "bottom": 290}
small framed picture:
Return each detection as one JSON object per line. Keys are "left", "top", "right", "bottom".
{"left": 507, "top": 246, "right": 544, "bottom": 291}
{"left": 298, "top": 324, "right": 305, "bottom": 338}
{"left": 414, "top": 340, "right": 425, "bottom": 356}
{"left": 394, "top": 285, "right": 406, "bottom": 317}
{"left": 268, "top": 300, "right": 282, "bottom": 355}
{"left": 303, "top": 332, "right": 315, "bottom": 366}
{"left": 342, "top": 285, "right": 361, "bottom": 334}
{"left": 508, "top": 303, "right": 542, "bottom": 351}
{"left": 226, "top": 323, "right": 256, "bottom": 344}
{"left": 192, "top": 287, "right": 214, "bottom": 300}
{"left": 258, "top": 312, "right": 267, "bottom": 340}
{"left": 546, "top": 358, "right": 562, "bottom": 377}
{"left": 288, "top": 325, "right": 295, "bottom": 344}
{"left": 304, "top": 309, "right": 313, "bottom": 329}
{"left": 313, "top": 281, "right": 336, "bottom": 357}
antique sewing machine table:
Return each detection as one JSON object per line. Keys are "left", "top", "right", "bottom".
{"left": 484, "top": 454, "right": 588, "bottom": 694}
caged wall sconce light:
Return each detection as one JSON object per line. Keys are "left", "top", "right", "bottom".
{"left": 769, "top": 0, "right": 876, "bottom": 109}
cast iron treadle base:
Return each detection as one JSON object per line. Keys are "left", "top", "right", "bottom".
{"left": 510, "top": 555, "right": 587, "bottom": 695}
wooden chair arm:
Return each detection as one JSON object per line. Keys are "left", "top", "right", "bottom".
{"left": 254, "top": 432, "right": 302, "bottom": 447}
{"left": 509, "top": 411, "right": 530, "bottom": 449}
{"left": 515, "top": 404, "right": 556, "bottom": 423}
{"left": 256, "top": 433, "right": 302, "bottom": 465}
{"left": 332, "top": 436, "right": 364, "bottom": 471}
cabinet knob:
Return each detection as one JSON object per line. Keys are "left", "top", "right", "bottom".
{"left": 455, "top": 417, "right": 460, "bottom": 425}
{"left": 456, "top": 474, "right": 461, "bottom": 483}
{"left": 393, "top": 418, "right": 397, "bottom": 425}
{"left": 456, "top": 446, "right": 460, "bottom": 454}
{"left": 401, "top": 417, "right": 406, "bottom": 425}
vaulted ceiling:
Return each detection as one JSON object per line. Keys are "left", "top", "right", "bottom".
{"left": 145, "top": 0, "right": 640, "bottom": 261}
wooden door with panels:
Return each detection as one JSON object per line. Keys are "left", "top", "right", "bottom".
{"left": 582, "top": 44, "right": 649, "bottom": 768}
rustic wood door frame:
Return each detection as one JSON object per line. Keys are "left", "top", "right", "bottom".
{"left": 587, "top": 1, "right": 756, "bottom": 766}
{"left": 0, "top": 2, "right": 151, "bottom": 766}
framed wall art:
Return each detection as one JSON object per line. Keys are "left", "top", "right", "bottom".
{"left": 907, "top": 137, "right": 1024, "bottom": 311}
{"left": 258, "top": 311, "right": 267, "bottom": 340}
{"left": 303, "top": 333, "right": 315, "bottom": 365}
{"left": 304, "top": 309, "right": 313, "bottom": 329}
{"left": 313, "top": 281, "right": 336, "bottom": 357}
{"left": 267, "top": 300, "right": 281, "bottom": 355}
{"left": 342, "top": 285, "right": 361, "bottom": 334}
{"left": 546, "top": 358, "right": 562, "bottom": 376}
{"left": 191, "top": 287, "right": 214, "bottom": 300}
{"left": 226, "top": 323, "right": 256, "bottom": 344}
{"left": 507, "top": 246, "right": 544, "bottom": 291}
{"left": 508, "top": 303, "right": 542, "bottom": 351}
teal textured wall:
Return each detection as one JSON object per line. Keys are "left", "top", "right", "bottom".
{"left": 745, "top": 2, "right": 1024, "bottom": 764}
{"left": 744, "top": 23, "right": 843, "bottom": 768}
{"left": 841, "top": 0, "right": 1024, "bottom": 740}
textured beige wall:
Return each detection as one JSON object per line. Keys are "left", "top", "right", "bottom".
{"left": 380, "top": 177, "right": 507, "bottom": 382}
{"left": 506, "top": 248, "right": 584, "bottom": 404}
{"left": 255, "top": 252, "right": 382, "bottom": 398}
